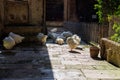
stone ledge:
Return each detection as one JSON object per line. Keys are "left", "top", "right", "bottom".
{"left": 3, "top": 26, "right": 42, "bottom": 34}
{"left": 100, "top": 38, "right": 120, "bottom": 67}
{"left": 2, "top": 26, "right": 44, "bottom": 42}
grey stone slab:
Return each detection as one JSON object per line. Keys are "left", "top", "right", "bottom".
{"left": 50, "top": 60, "right": 61, "bottom": 65}
{"left": 53, "top": 69, "right": 86, "bottom": 80}
{"left": 58, "top": 77, "right": 86, "bottom": 80}
{"left": 65, "top": 64, "right": 94, "bottom": 70}
{"left": 52, "top": 65, "right": 65, "bottom": 69}
{"left": 82, "top": 69, "right": 120, "bottom": 79}
{"left": 61, "top": 60, "right": 81, "bottom": 65}
{"left": 92, "top": 65, "right": 120, "bottom": 70}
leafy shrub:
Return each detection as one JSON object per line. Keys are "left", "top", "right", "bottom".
{"left": 94, "top": 0, "right": 120, "bottom": 23}
{"left": 111, "top": 23, "right": 120, "bottom": 43}
{"left": 95, "top": 0, "right": 120, "bottom": 43}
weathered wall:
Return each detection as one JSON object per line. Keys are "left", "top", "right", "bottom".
{"left": 5, "top": 1, "right": 29, "bottom": 25}
{"left": 2, "top": 0, "right": 43, "bottom": 25}
{"left": 100, "top": 38, "right": 120, "bottom": 67}
{"left": 29, "top": 0, "right": 43, "bottom": 25}
{"left": 67, "top": 0, "right": 78, "bottom": 22}
{"left": 1, "top": 0, "right": 79, "bottom": 35}
{"left": 1, "top": 0, "right": 44, "bottom": 36}
{"left": 0, "top": 0, "right": 4, "bottom": 38}
{"left": 0, "top": 0, "right": 44, "bottom": 42}
{"left": 1, "top": 0, "right": 77, "bottom": 26}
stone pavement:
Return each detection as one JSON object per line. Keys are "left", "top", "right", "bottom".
{"left": 46, "top": 42, "right": 120, "bottom": 80}
{"left": 0, "top": 41, "right": 120, "bottom": 80}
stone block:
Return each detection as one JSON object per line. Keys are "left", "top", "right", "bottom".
{"left": 5, "top": 1, "right": 29, "bottom": 24}
{"left": 100, "top": 38, "right": 120, "bottom": 67}
{"left": 82, "top": 69, "right": 120, "bottom": 80}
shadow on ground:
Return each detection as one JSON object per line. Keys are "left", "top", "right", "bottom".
{"left": 0, "top": 42, "right": 54, "bottom": 80}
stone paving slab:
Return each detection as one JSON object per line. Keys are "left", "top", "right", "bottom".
{"left": 82, "top": 70, "right": 120, "bottom": 80}
{"left": 47, "top": 43, "right": 120, "bottom": 80}
{"left": 52, "top": 69, "right": 86, "bottom": 80}
{"left": 0, "top": 41, "right": 120, "bottom": 80}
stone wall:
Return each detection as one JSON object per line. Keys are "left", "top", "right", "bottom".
{"left": 29, "top": 0, "right": 43, "bottom": 25}
{"left": 0, "top": 0, "right": 78, "bottom": 26}
{"left": 0, "top": 0, "right": 78, "bottom": 35}
{"left": 100, "top": 38, "right": 120, "bottom": 67}
{"left": 67, "top": 0, "right": 78, "bottom": 22}
{"left": 0, "top": 0, "right": 44, "bottom": 42}
{"left": 3, "top": 0, "right": 43, "bottom": 25}
{"left": 4, "top": 1, "right": 29, "bottom": 25}
{"left": 0, "top": 0, "right": 44, "bottom": 37}
{"left": 0, "top": 0, "right": 4, "bottom": 39}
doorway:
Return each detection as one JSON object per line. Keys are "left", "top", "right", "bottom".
{"left": 45, "top": 0, "right": 64, "bottom": 26}
{"left": 76, "top": 0, "right": 98, "bottom": 22}
{"left": 46, "top": 0, "right": 64, "bottom": 21}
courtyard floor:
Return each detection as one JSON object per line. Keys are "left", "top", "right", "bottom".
{"left": 0, "top": 40, "right": 120, "bottom": 80}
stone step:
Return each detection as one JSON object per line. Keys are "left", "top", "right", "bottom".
{"left": 3, "top": 26, "right": 43, "bottom": 34}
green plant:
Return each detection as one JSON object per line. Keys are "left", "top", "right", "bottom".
{"left": 115, "top": 5, "right": 120, "bottom": 15}
{"left": 94, "top": 0, "right": 120, "bottom": 23}
{"left": 111, "top": 23, "right": 120, "bottom": 43}
{"left": 94, "top": 0, "right": 120, "bottom": 42}
{"left": 94, "top": 0, "right": 103, "bottom": 23}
